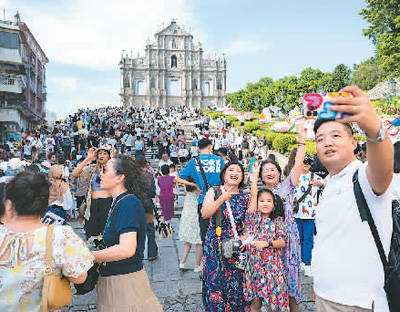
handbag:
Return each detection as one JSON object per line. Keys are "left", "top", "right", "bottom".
{"left": 74, "top": 194, "right": 133, "bottom": 295}
{"left": 42, "top": 225, "right": 72, "bottom": 312}
{"left": 353, "top": 170, "right": 400, "bottom": 312}
{"left": 153, "top": 204, "right": 174, "bottom": 241}
{"left": 218, "top": 186, "right": 246, "bottom": 270}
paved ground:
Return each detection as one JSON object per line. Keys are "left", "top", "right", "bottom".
{"left": 64, "top": 218, "right": 315, "bottom": 312}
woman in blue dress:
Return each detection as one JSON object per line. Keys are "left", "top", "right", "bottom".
{"left": 201, "top": 160, "right": 250, "bottom": 312}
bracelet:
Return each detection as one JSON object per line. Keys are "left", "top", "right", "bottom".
{"left": 298, "top": 142, "right": 305, "bottom": 146}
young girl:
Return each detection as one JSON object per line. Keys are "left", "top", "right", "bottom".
{"left": 245, "top": 188, "right": 288, "bottom": 312}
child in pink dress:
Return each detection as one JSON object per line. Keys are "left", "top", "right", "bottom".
{"left": 157, "top": 165, "right": 175, "bottom": 221}
{"left": 245, "top": 188, "right": 288, "bottom": 312}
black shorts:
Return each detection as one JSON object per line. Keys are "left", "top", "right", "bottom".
{"left": 170, "top": 157, "right": 178, "bottom": 165}
{"left": 179, "top": 156, "right": 187, "bottom": 163}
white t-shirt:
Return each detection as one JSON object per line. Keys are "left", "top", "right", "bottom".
{"left": 391, "top": 173, "right": 400, "bottom": 200}
{"left": 312, "top": 160, "right": 392, "bottom": 311}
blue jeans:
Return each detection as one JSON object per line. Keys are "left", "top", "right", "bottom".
{"left": 295, "top": 218, "right": 315, "bottom": 265}
{"left": 146, "top": 222, "right": 158, "bottom": 258}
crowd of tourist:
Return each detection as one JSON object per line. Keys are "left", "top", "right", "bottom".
{"left": 0, "top": 86, "right": 399, "bottom": 312}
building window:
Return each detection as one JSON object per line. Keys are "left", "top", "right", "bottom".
{"left": 150, "top": 78, "right": 155, "bottom": 89}
{"left": 168, "top": 78, "right": 180, "bottom": 96}
{"left": 171, "top": 55, "right": 177, "bottom": 68}
{"left": 0, "top": 31, "right": 19, "bottom": 49}
{"left": 172, "top": 39, "right": 177, "bottom": 49}
{"left": 192, "top": 79, "right": 198, "bottom": 90}
{"left": 123, "top": 73, "right": 130, "bottom": 88}
{"left": 217, "top": 80, "right": 222, "bottom": 90}
{"left": 203, "top": 82, "right": 210, "bottom": 96}
{"left": 136, "top": 80, "right": 145, "bottom": 95}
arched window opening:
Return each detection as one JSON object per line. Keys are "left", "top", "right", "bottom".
{"left": 172, "top": 39, "right": 177, "bottom": 49}
{"left": 171, "top": 55, "right": 177, "bottom": 68}
{"left": 203, "top": 82, "right": 210, "bottom": 96}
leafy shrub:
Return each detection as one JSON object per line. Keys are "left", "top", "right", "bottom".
{"left": 306, "top": 141, "right": 317, "bottom": 157}
{"left": 272, "top": 134, "right": 297, "bottom": 154}
{"left": 226, "top": 115, "right": 239, "bottom": 125}
{"left": 243, "top": 120, "right": 260, "bottom": 132}
{"left": 265, "top": 131, "right": 279, "bottom": 148}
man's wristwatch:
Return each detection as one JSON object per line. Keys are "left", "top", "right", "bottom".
{"left": 366, "top": 122, "right": 387, "bottom": 143}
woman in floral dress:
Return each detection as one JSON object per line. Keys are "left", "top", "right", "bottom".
{"left": 201, "top": 161, "right": 250, "bottom": 311}
{"left": 256, "top": 122, "right": 306, "bottom": 312}
{"left": 0, "top": 171, "right": 93, "bottom": 312}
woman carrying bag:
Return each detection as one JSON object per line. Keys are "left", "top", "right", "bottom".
{"left": 0, "top": 171, "right": 93, "bottom": 312}
{"left": 201, "top": 160, "right": 250, "bottom": 311}
{"left": 92, "top": 155, "right": 162, "bottom": 312}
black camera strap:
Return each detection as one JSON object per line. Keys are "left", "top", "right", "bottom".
{"left": 195, "top": 156, "right": 209, "bottom": 190}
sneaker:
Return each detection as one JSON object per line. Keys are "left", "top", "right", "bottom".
{"left": 300, "top": 262, "right": 306, "bottom": 272}
{"left": 179, "top": 262, "right": 186, "bottom": 270}
{"left": 193, "top": 265, "right": 202, "bottom": 273}
{"left": 148, "top": 256, "right": 158, "bottom": 261}
{"left": 304, "top": 265, "right": 313, "bottom": 277}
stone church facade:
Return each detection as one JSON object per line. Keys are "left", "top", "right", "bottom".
{"left": 119, "top": 20, "right": 226, "bottom": 109}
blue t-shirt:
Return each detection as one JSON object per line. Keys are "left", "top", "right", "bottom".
{"left": 178, "top": 153, "right": 225, "bottom": 204}
{"left": 101, "top": 192, "right": 146, "bottom": 276}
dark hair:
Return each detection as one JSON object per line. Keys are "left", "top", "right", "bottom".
{"left": 219, "top": 160, "right": 245, "bottom": 189}
{"left": 283, "top": 148, "right": 297, "bottom": 177}
{"left": 25, "top": 164, "right": 41, "bottom": 173}
{"left": 5, "top": 171, "right": 49, "bottom": 216}
{"left": 185, "top": 176, "right": 196, "bottom": 192}
{"left": 47, "top": 152, "right": 56, "bottom": 160}
{"left": 0, "top": 183, "right": 6, "bottom": 219}
{"left": 161, "top": 164, "right": 170, "bottom": 175}
{"left": 257, "top": 188, "right": 284, "bottom": 220}
{"left": 112, "top": 155, "right": 148, "bottom": 202}
{"left": 394, "top": 141, "right": 400, "bottom": 174}
{"left": 313, "top": 118, "right": 353, "bottom": 136}
{"left": 259, "top": 157, "right": 283, "bottom": 183}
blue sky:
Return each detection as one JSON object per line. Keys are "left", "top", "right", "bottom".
{"left": 1, "top": 0, "right": 375, "bottom": 118}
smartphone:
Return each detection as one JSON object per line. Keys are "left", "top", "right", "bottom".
{"left": 302, "top": 92, "right": 351, "bottom": 119}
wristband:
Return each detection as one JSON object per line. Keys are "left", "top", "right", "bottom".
{"left": 298, "top": 142, "right": 305, "bottom": 146}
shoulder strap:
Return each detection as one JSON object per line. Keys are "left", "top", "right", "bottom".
{"left": 298, "top": 173, "right": 314, "bottom": 204}
{"left": 352, "top": 170, "right": 388, "bottom": 267}
{"left": 45, "top": 225, "right": 54, "bottom": 272}
{"left": 195, "top": 156, "right": 209, "bottom": 190}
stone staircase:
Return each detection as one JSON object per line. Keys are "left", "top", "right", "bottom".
{"left": 128, "top": 122, "right": 197, "bottom": 218}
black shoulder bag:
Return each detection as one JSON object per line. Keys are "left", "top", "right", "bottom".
{"left": 352, "top": 170, "right": 400, "bottom": 312}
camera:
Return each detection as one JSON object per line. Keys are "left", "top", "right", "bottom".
{"left": 302, "top": 92, "right": 352, "bottom": 120}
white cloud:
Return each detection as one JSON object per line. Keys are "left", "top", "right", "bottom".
{"left": 48, "top": 76, "right": 77, "bottom": 93}
{"left": 224, "top": 35, "right": 271, "bottom": 56}
{"left": 2, "top": 0, "right": 196, "bottom": 69}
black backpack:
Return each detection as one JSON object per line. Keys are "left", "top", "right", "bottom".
{"left": 353, "top": 170, "right": 400, "bottom": 312}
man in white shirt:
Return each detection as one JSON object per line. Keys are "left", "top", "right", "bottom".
{"left": 312, "top": 86, "right": 393, "bottom": 312}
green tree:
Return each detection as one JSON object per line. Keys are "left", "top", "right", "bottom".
{"left": 360, "top": 0, "right": 400, "bottom": 77}
{"left": 351, "top": 57, "right": 387, "bottom": 90}
{"left": 331, "top": 64, "right": 352, "bottom": 91}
